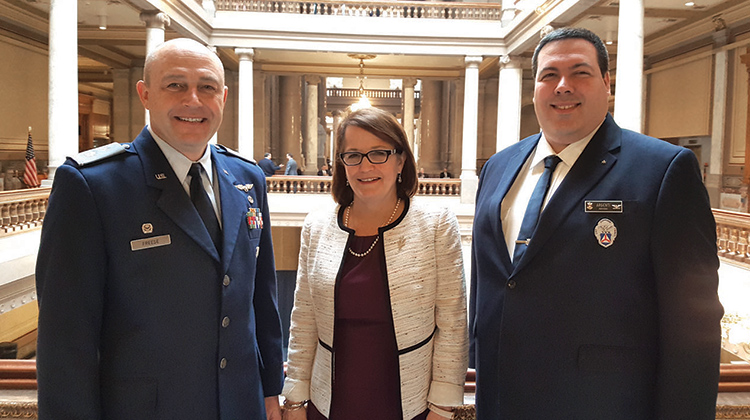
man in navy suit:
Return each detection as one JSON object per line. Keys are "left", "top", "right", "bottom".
{"left": 36, "top": 38, "right": 284, "bottom": 420}
{"left": 470, "top": 28, "right": 724, "bottom": 419}
{"left": 260, "top": 152, "right": 283, "bottom": 177}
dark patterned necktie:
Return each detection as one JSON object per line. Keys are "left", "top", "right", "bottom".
{"left": 513, "top": 155, "right": 562, "bottom": 264}
{"left": 189, "top": 163, "right": 222, "bottom": 253}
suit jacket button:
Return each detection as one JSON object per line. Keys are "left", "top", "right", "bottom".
{"left": 507, "top": 280, "right": 517, "bottom": 289}
{"left": 223, "top": 275, "right": 231, "bottom": 286}
{"left": 222, "top": 316, "right": 230, "bottom": 328}
{"left": 220, "top": 358, "right": 227, "bottom": 369}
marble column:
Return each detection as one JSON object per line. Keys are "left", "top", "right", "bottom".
{"left": 614, "top": 0, "right": 644, "bottom": 132}
{"left": 496, "top": 55, "right": 523, "bottom": 152}
{"left": 708, "top": 30, "right": 729, "bottom": 207}
{"left": 280, "top": 76, "right": 303, "bottom": 161}
{"left": 140, "top": 11, "right": 170, "bottom": 57}
{"left": 419, "top": 80, "right": 442, "bottom": 174}
{"left": 332, "top": 110, "right": 344, "bottom": 157}
{"left": 740, "top": 49, "right": 750, "bottom": 185}
{"left": 304, "top": 75, "right": 320, "bottom": 174}
{"left": 140, "top": 11, "right": 170, "bottom": 126}
{"left": 460, "top": 56, "right": 482, "bottom": 204}
{"left": 112, "top": 68, "right": 131, "bottom": 144}
{"left": 236, "top": 48, "right": 255, "bottom": 159}
{"left": 403, "top": 78, "right": 417, "bottom": 152}
{"left": 46, "top": 0, "right": 78, "bottom": 183}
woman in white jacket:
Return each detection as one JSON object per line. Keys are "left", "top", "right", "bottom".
{"left": 280, "top": 107, "right": 468, "bottom": 420}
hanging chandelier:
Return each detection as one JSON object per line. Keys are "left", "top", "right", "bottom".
{"left": 347, "top": 53, "right": 376, "bottom": 111}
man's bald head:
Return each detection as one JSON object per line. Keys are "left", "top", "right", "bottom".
{"left": 143, "top": 38, "right": 225, "bottom": 86}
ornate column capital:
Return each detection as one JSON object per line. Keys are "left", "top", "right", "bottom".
{"left": 139, "top": 11, "right": 170, "bottom": 29}
{"left": 305, "top": 75, "right": 321, "bottom": 85}
{"left": 235, "top": 48, "right": 255, "bottom": 61}
{"left": 499, "top": 55, "right": 523, "bottom": 69}
{"left": 464, "top": 56, "right": 482, "bottom": 68}
{"left": 403, "top": 77, "right": 417, "bottom": 88}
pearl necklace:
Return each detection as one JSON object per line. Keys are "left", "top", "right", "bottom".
{"left": 345, "top": 198, "right": 401, "bottom": 258}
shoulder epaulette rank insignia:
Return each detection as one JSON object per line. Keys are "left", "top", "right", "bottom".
{"left": 214, "top": 144, "right": 257, "bottom": 165}
{"left": 70, "top": 142, "right": 129, "bottom": 167}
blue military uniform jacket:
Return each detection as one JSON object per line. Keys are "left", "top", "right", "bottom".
{"left": 36, "top": 127, "right": 284, "bottom": 420}
{"left": 469, "top": 114, "right": 723, "bottom": 420}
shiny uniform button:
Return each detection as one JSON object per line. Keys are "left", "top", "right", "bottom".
{"left": 220, "top": 358, "right": 227, "bottom": 369}
{"left": 222, "top": 316, "right": 230, "bottom": 328}
{"left": 223, "top": 275, "right": 231, "bottom": 286}
{"left": 507, "top": 280, "right": 517, "bottom": 289}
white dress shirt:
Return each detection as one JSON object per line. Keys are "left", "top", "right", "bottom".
{"left": 148, "top": 126, "right": 222, "bottom": 225}
{"left": 501, "top": 124, "right": 603, "bottom": 259}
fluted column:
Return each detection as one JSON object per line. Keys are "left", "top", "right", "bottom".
{"left": 614, "top": 0, "right": 644, "bottom": 132}
{"left": 140, "top": 11, "right": 170, "bottom": 126}
{"left": 236, "top": 48, "right": 255, "bottom": 158}
{"left": 304, "top": 75, "right": 320, "bottom": 174}
{"left": 403, "top": 78, "right": 417, "bottom": 152}
{"left": 460, "top": 56, "right": 482, "bottom": 204}
{"left": 46, "top": 0, "right": 78, "bottom": 183}
{"left": 496, "top": 55, "right": 523, "bottom": 152}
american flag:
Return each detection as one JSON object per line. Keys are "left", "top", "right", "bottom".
{"left": 23, "top": 130, "right": 40, "bottom": 188}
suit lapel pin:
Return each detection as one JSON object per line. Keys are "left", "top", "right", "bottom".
{"left": 594, "top": 218, "right": 617, "bottom": 248}
{"left": 248, "top": 196, "right": 254, "bottom": 204}
{"left": 235, "top": 183, "right": 255, "bottom": 193}
{"left": 155, "top": 173, "right": 167, "bottom": 180}
{"left": 142, "top": 223, "right": 154, "bottom": 234}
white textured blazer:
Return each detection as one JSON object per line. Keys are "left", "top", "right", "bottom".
{"left": 282, "top": 199, "right": 469, "bottom": 419}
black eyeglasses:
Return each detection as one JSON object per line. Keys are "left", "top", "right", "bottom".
{"left": 339, "top": 149, "right": 401, "bottom": 166}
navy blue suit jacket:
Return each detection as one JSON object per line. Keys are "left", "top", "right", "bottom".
{"left": 469, "top": 115, "right": 723, "bottom": 419}
{"left": 36, "top": 128, "right": 284, "bottom": 420}
{"left": 259, "top": 158, "right": 281, "bottom": 177}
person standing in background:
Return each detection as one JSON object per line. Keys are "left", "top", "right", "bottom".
{"left": 260, "top": 152, "right": 283, "bottom": 177}
{"left": 285, "top": 153, "right": 299, "bottom": 176}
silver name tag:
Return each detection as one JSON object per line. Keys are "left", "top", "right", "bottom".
{"left": 130, "top": 234, "right": 171, "bottom": 251}
{"left": 584, "top": 200, "right": 623, "bottom": 213}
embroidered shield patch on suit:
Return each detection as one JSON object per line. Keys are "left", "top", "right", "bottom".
{"left": 594, "top": 218, "right": 617, "bottom": 248}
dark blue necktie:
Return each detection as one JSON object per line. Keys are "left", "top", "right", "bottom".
{"left": 189, "top": 163, "right": 222, "bottom": 253}
{"left": 513, "top": 155, "right": 562, "bottom": 264}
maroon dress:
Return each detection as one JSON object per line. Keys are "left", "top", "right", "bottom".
{"left": 307, "top": 234, "right": 428, "bottom": 420}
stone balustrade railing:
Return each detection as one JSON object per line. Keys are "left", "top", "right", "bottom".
{"left": 0, "top": 188, "right": 748, "bottom": 256}
{"left": 0, "top": 188, "right": 50, "bottom": 235}
{"left": 417, "top": 178, "right": 461, "bottom": 196}
{"left": 215, "top": 0, "right": 504, "bottom": 20}
{"left": 714, "top": 209, "right": 750, "bottom": 270}
{"left": 265, "top": 175, "right": 460, "bottom": 196}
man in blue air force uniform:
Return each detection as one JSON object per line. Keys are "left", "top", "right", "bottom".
{"left": 35, "top": 38, "right": 284, "bottom": 420}
{"left": 470, "top": 28, "right": 724, "bottom": 419}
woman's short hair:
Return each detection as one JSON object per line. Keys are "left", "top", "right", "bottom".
{"left": 331, "top": 107, "right": 418, "bottom": 206}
